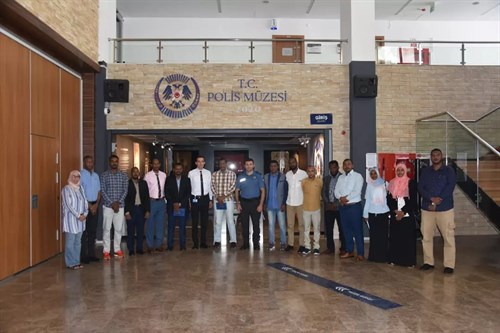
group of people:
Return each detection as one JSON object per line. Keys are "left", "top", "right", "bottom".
{"left": 61, "top": 148, "right": 457, "bottom": 274}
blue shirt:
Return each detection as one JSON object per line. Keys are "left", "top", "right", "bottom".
{"left": 334, "top": 170, "right": 364, "bottom": 203}
{"left": 267, "top": 173, "right": 279, "bottom": 210}
{"left": 418, "top": 164, "right": 456, "bottom": 211}
{"left": 80, "top": 169, "right": 100, "bottom": 201}
{"left": 100, "top": 169, "right": 129, "bottom": 208}
{"left": 236, "top": 171, "right": 264, "bottom": 199}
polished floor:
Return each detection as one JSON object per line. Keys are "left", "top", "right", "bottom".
{"left": 1, "top": 234, "right": 500, "bottom": 333}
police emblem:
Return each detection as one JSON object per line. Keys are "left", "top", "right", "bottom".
{"left": 154, "top": 74, "right": 200, "bottom": 118}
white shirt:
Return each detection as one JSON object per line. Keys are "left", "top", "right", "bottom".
{"left": 144, "top": 170, "right": 167, "bottom": 199}
{"left": 334, "top": 170, "right": 364, "bottom": 204}
{"left": 188, "top": 168, "right": 212, "bottom": 200}
{"left": 285, "top": 169, "right": 308, "bottom": 206}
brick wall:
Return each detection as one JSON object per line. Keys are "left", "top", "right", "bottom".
{"left": 15, "top": 0, "right": 98, "bottom": 61}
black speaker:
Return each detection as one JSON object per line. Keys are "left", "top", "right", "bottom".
{"left": 353, "top": 75, "right": 378, "bottom": 98}
{"left": 104, "top": 79, "right": 129, "bottom": 103}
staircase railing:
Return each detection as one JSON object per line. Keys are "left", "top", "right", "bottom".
{"left": 416, "top": 107, "right": 500, "bottom": 230}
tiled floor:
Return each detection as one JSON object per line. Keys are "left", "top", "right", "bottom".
{"left": 1, "top": 235, "right": 499, "bottom": 333}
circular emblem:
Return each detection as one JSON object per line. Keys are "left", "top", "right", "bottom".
{"left": 154, "top": 74, "right": 200, "bottom": 119}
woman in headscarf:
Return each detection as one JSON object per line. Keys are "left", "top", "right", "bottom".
{"left": 62, "top": 170, "right": 88, "bottom": 269}
{"left": 363, "top": 167, "right": 390, "bottom": 262}
{"left": 387, "top": 163, "right": 417, "bottom": 267}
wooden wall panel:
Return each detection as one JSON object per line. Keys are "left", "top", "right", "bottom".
{"left": 31, "top": 135, "right": 59, "bottom": 265}
{"left": 31, "top": 53, "right": 60, "bottom": 138}
{"left": 0, "top": 34, "right": 31, "bottom": 280}
{"left": 60, "top": 70, "right": 81, "bottom": 250}
{"left": 82, "top": 73, "right": 95, "bottom": 158}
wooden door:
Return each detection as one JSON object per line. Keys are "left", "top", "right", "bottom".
{"left": 272, "top": 35, "right": 304, "bottom": 63}
{"left": 32, "top": 135, "right": 59, "bottom": 265}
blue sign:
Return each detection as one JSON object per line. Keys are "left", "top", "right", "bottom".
{"left": 310, "top": 113, "right": 332, "bottom": 125}
{"left": 268, "top": 262, "right": 401, "bottom": 310}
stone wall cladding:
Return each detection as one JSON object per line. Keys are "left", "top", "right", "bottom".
{"left": 16, "top": 0, "right": 98, "bottom": 61}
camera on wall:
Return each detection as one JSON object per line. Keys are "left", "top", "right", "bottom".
{"left": 104, "top": 102, "right": 111, "bottom": 115}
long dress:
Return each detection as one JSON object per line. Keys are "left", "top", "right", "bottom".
{"left": 387, "top": 179, "right": 417, "bottom": 267}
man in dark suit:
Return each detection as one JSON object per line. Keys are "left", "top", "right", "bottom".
{"left": 322, "top": 160, "right": 345, "bottom": 255}
{"left": 125, "top": 167, "right": 150, "bottom": 255}
{"left": 165, "top": 163, "right": 191, "bottom": 250}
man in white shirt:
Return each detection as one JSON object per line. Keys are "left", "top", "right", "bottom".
{"left": 143, "top": 158, "right": 167, "bottom": 253}
{"left": 334, "top": 158, "right": 365, "bottom": 260}
{"left": 188, "top": 156, "right": 213, "bottom": 249}
{"left": 284, "top": 157, "right": 308, "bottom": 253}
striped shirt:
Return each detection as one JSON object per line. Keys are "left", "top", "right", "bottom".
{"left": 211, "top": 169, "right": 237, "bottom": 201}
{"left": 100, "top": 169, "right": 129, "bottom": 208}
{"left": 61, "top": 185, "right": 88, "bottom": 234}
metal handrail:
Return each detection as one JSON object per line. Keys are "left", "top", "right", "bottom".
{"left": 416, "top": 110, "right": 500, "bottom": 158}
{"left": 110, "top": 37, "right": 348, "bottom": 43}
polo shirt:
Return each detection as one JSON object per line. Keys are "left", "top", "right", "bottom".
{"left": 236, "top": 171, "right": 264, "bottom": 199}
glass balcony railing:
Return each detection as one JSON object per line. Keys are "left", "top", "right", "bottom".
{"left": 109, "top": 38, "right": 500, "bottom": 66}
{"left": 376, "top": 40, "right": 500, "bottom": 66}
{"left": 111, "top": 38, "right": 346, "bottom": 64}
{"left": 416, "top": 108, "right": 500, "bottom": 228}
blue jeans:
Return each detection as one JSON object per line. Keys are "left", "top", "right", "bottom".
{"left": 147, "top": 199, "right": 166, "bottom": 249}
{"left": 168, "top": 213, "right": 186, "bottom": 249}
{"left": 65, "top": 231, "right": 82, "bottom": 267}
{"left": 339, "top": 202, "right": 364, "bottom": 256}
{"left": 267, "top": 209, "right": 286, "bottom": 246}
{"left": 127, "top": 205, "right": 146, "bottom": 253}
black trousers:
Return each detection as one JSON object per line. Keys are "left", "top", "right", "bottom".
{"left": 324, "top": 209, "right": 345, "bottom": 252}
{"left": 240, "top": 198, "right": 260, "bottom": 246}
{"left": 368, "top": 212, "right": 390, "bottom": 263}
{"left": 191, "top": 195, "right": 210, "bottom": 246}
{"left": 81, "top": 206, "right": 98, "bottom": 259}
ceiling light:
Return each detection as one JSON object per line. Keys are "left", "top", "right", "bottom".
{"left": 298, "top": 136, "right": 310, "bottom": 147}
{"left": 472, "top": 1, "right": 480, "bottom": 5}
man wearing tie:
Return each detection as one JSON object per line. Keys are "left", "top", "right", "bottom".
{"left": 188, "top": 156, "right": 213, "bottom": 249}
{"left": 165, "top": 163, "right": 191, "bottom": 251}
{"left": 143, "top": 158, "right": 167, "bottom": 253}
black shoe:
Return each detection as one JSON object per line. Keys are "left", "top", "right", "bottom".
{"left": 254, "top": 244, "right": 260, "bottom": 250}
{"left": 230, "top": 242, "right": 237, "bottom": 249}
{"left": 240, "top": 244, "right": 249, "bottom": 250}
{"left": 298, "top": 246, "right": 305, "bottom": 254}
{"left": 213, "top": 242, "right": 221, "bottom": 249}
{"left": 192, "top": 245, "right": 199, "bottom": 249}
{"left": 284, "top": 245, "right": 294, "bottom": 252}
{"left": 420, "top": 264, "right": 435, "bottom": 271}
{"left": 81, "top": 258, "right": 90, "bottom": 264}
{"left": 136, "top": 251, "right": 144, "bottom": 255}
{"left": 129, "top": 252, "right": 135, "bottom": 256}
{"left": 200, "top": 244, "right": 208, "bottom": 249}
{"left": 443, "top": 267, "right": 454, "bottom": 274}
{"left": 313, "top": 249, "right": 320, "bottom": 256}
{"left": 301, "top": 248, "right": 311, "bottom": 255}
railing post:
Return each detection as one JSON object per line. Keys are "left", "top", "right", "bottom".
{"left": 157, "top": 41, "right": 163, "bottom": 63}
{"left": 476, "top": 138, "right": 481, "bottom": 207}
{"left": 417, "top": 43, "right": 422, "bottom": 65}
{"left": 249, "top": 41, "right": 255, "bottom": 63}
{"left": 460, "top": 43, "right": 466, "bottom": 65}
{"left": 203, "top": 41, "right": 209, "bottom": 63}
{"left": 112, "top": 39, "right": 117, "bottom": 63}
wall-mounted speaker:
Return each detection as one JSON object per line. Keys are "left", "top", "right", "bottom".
{"left": 353, "top": 75, "right": 378, "bottom": 98}
{"left": 104, "top": 79, "right": 129, "bottom": 103}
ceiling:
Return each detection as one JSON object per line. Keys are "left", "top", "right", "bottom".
{"left": 120, "top": 130, "right": 321, "bottom": 147}
{"left": 117, "top": 0, "right": 500, "bottom": 21}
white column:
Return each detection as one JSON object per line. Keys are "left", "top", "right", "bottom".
{"left": 98, "top": 0, "right": 117, "bottom": 63}
{"left": 340, "top": 0, "right": 376, "bottom": 63}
